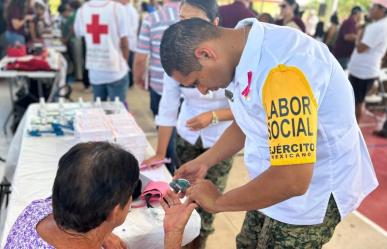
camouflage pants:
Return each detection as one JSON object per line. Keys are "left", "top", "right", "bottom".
{"left": 176, "top": 135, "right": 233, "bottom": 238}
{"left": 236, "top": 195, "right": 341, "bottom": 249}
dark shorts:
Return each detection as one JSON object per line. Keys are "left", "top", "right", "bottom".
{"left": 349, "top": 74, "right": 375, "bottom": 104}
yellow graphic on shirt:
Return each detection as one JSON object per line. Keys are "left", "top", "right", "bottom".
{"left": 262, "top": 65, "right": 318, "bottom": 166}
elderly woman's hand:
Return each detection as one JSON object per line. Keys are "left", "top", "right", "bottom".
{"left": 102, "top": 233, "right": 127, "bottom": 249}
{"left": 161, "top": 190, "right": 198, "bottom": 249}
{"left": 161, "top": 190, "right": 198, "bottom": 234}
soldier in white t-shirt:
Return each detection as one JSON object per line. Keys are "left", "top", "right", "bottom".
{"left": 160, "top": 18, "right": 378, "bottom": 248}
{"left": 74, "top": 0, "right": 130, "bottom": 102}
{"left": 348, "top": 0, "right": 387, "bottom": 122}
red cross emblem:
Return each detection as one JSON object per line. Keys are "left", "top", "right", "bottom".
{"left": 86, "top": 14, "right": 108, "bottom": 44}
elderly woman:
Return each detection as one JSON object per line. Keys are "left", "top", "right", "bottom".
{"left": 4, "top": 142, "right": 195, "bottom": 249}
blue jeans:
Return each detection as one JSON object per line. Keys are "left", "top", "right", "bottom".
{"left": 5, "top": 31, "right": 26, "bottom": 46}
{"left": 92, "top": 73, "right": 129, "bottom": 102}
{"left": 149, "top": 87, "right": 178, "bottom": 174}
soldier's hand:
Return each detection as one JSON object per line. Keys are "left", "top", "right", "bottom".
{"left": 186, "top": 179, "right": 221, "bottom": 214}
{"left": 174, "top": 160, "right": 208, "bottom": 186}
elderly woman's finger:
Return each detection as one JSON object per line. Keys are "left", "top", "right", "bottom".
{"left": 165, "top": 190, "right": 181, "bottom": 205}
{"left": 163, "top": 194, "right": 175, "bottom": 207}
{"left": 160, "top": 197, "right": 170, "bottom": 211}
{"left": 178, "top": 191, "right": 186, "bottom": 198}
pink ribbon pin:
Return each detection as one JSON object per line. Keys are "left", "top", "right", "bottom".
{"left": 241, "top": 71, "right": 252, "bottom": 99}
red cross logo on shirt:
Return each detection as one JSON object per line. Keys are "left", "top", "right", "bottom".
{"left": 86, "top": 14, "right": 108, "bottom": 44}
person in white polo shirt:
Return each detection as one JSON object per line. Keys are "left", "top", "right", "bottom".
{"left": 348, "top": 0, "right": 387, "bottom": 122}
{"left": 74, "top": 0, "right": 130, "bottom": 102}
{"left": 142, "top": 1, "right": 234, "bottom": 247}
{"left": 160, "top": 18, "right": 378, "bottom": 248}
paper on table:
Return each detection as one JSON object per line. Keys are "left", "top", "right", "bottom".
{"left": 141, "top": 166, "right": 172, "bottom": 182}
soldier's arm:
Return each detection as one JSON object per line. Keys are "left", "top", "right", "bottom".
{"left": 194, "top": 121, "right": 245, "bottom": 168}
{"left": 186, "top": 163, "right": 314, "bottom": 213}
{"left": 214, "top": 163, "right": 314, "bottom": 212}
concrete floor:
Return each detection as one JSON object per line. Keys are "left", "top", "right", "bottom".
{"left": 2, "top": 81, "right": 387, "bottom": 248}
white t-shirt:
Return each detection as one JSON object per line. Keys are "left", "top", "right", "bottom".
{"left": 348, "top": 17, "right": 387, "bottom": 79}
{"left": 227, "top": 19, "right": 378, "bottom": 225}
{"left": 125, "top": 3, "right": 139, "bottom": 52}
{"left": 74, "top": 0, "right": 129, "bottom": 85}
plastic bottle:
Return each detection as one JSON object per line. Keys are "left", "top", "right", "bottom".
{"left": 114, "top": 97, "right": 121, "bottom": 114}
{"left": 58, "top": 97, "right": 66, "bottom": 124}
{"left": 78, "top": 97, "right": 84, "bottom": 109}
{"left": 95, "top": 97, "right": 102, "bottom": 107}
{"left": 39, "top": 97, "right": 47, "bottom": 121}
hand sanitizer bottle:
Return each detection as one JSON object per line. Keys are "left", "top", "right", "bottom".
{"left": 114, "top": 96, "right": 121, "bottom": 114}
{"left": 58, "top": 97, "right": 65, "bottom": 124}
{"left": 39, "top": 97, "right": 47, "bottom": 121}
{"left": 78, "top": 97, "right": 84, "bottom": 109}
{"left": 95, "top": 97, "right": 102, "bottom": 108}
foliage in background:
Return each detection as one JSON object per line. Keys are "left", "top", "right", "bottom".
{"left": 337, "top": 0, "right": 371, "bottom": 17}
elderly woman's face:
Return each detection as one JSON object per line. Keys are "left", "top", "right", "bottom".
{"left": 179, "top": 3, "right": 211, "bottom": 22}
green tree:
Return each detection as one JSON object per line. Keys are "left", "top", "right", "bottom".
{"left": 336, "top": 0, "right": 371, "bottom": 19}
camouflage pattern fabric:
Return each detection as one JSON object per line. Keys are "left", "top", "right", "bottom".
{"left": 176, "top": 135, "right": 233, "bottom": 238}
{"left": 236, "top": 195, "right": 341, "bottom": 249}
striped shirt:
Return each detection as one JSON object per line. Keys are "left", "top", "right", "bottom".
{"left": 137, "top": 2, "right": 180, "bottom": 95}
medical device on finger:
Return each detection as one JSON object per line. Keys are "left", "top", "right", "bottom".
{"left": 170, "top": 179, "right": 191, "bottom": 193}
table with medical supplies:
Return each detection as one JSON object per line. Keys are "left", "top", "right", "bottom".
{"left": 0, "top": 102, "right": 201, "bottom": 248}
{"left": 0, "top": 51, "right": 68, "bottom": 134}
